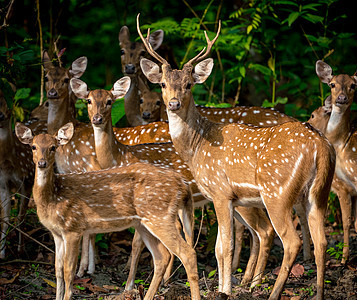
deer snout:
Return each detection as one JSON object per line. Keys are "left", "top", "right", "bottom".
{"left": 38, "top": 160, "right": 47, "bottom": 168}
{"left": 125, "top": 64, "right": 136, "bottom": 74}
{"left": 168, "top": 98, "right": 181, "bottom": 111}
{"left": 47, "top": 88, "right": 58, "bottom": 99}
{"left": 142, "top": 111, "right": 151, "bottom": 119}
{"left": 336, "top": 94, "right": 348, "bottom": 105}
{"left": 92, "top": 114, "right": 103, "bottom": 125}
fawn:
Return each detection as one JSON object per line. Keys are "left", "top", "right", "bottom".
{"left": 15, "top": 121, "right": 200, "bottom": 300}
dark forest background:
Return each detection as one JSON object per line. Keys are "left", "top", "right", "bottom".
{"left": 1, "top": 0, "right": 357, "bottom": 124}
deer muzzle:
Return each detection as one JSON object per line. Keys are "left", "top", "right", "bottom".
{"left": 38, "top": 160, "right": 47, "bottom": 168}
{"left": 336, "top": 93, "right": 348, "bottom": 105}
{"left": 168, "top": 98, "right": 181, "bottom": 111}
{"left": 92, "top": 114, "right": 103, "bottom": 125}
{"left": 47, "top": 88, "right": 59, "bottom": 99}
{"left": 125, "top": 64, "right": 136, "bottom": 75}
{"left": 142, "top": 111, "right": 151, "bottom": 119}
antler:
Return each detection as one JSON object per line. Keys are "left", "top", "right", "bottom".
{"left": 136, "top": 14, "right": 169, "bottom": 66}
{"left": 185, "top": 20, "right": 221, "bottom": 66}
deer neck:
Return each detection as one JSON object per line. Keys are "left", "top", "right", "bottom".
{"left": 47, "top": 94, "right": 76, "bottom": 135}
{"left": 92, "top": 120, "right": 123, "bottom": 169}
{"left": 166, "top": 95, "right": 218, "bottom": 166}
{"left": 33, "top": 165, "right": 56, "bottom": 209}
{"left": 325, "top": 104, "right": 351, "bottom": 149}
{"left": 124, "top": 76, "right": 148, "bottom": 126}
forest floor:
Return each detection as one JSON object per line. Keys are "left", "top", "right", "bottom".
{"left": 1, "top": 202, "right": 357, "bottom": 300}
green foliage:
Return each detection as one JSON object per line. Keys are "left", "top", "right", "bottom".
{"left": 326, "top": 242, "right": 346, "bottom": 260}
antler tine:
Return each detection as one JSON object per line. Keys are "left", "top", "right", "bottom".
{"left": 186, "top": 20, "right": 221, "bottom": 66}
{"left": 136, "top": 14, "right": 169, "bottom": 65}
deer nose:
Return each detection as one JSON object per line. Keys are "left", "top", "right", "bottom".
{"left": 125, "top": 64, "right": 136, "bottom": 74}
{"left": 142, "top": 112, "right": 151, "bottom": 119}
{"left": 38, "top": 160, "right": 47, "bottom": 168}
{"left": 168, "top": 98, "right": 181, "bottom": 111}
{"left": 92, "top": 114, "right": 103, "bottom": 125}
{"left": 336, "top": 94, "right": 348, "bottom": 105}
{"left": 47, "top": 88, "right": 58, "bottom": 98}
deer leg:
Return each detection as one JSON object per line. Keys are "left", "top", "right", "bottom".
{"left": 214, "top": 200, "right": 234, "bottom": 295}
{"left": 143, "top": 218, "right": 201, "bottom": 300}
{"left": 53, "top": 233, "right": 65, "bottom": 300}
{"left": 77, "top": 234, "right": 89, "bottom": 277}
{"left": 63, "top": 233, "right": 81, "bottom": 300}
{"left": 0, "top": 184, "right": 11, "bottom": 259}
{"left": 264, "top": 202, "right": 301, "bottom": 300}
{"left": 294, "top": 203, "right": 313, "bottom": 261}
{"left": 336, "top": 188, "right": 351, "bottom": 263}
{"left": 231, "top": 216, "right": 245, "bottom": 272}
{"left": 307, "top": 200, "right": 327, "bottom": 300}
{"left": 353, "top": 196, "right": 357, "bottom": 233}
{"left": 136, "top": 225, "right": 171, "bottom": 300}
{"left": 87, "top": 234, "right": 96, "bottom": 274}
{"left": 125, "top": 230, "right": 146, "bottom": 290}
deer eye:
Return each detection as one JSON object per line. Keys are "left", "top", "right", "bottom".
{"left": 156, "top": 100, "right": 161, "bottom": 106}
{"left": 330, "top": 83, "right": 335, "bottom": 88}
{"left": 161, "top": 83, "right": 166, "bottom": 88}
{"left": 186, "top": 83, "right": 192, "bottom": 90}
{"left": 106, "top": 100, "right": 112, "bottom": 106}
{"left": 351, "top": 84, "right": 356, "bottom": 90}
{"left": 87, "top": 99, "right": 91, "bottom": 104}
{"left": 32, "top": 145, "right": 36, "bottom": 150}
{"left": 44, "top": 76, "right": 49, "bottom": 82}
{"left": 139, "top": 99, "right": 144, "bottom": 104}
{"left": 120, "top": 49, "right": 125, "bottom": 55}
{"left": 140, "top": 51, "right": 146, "bottom": 56}
{"left": 50, "top": 145, "right": 56, "bottom": 152}
{"left": 64, "top": 78, "right": 69, "bottom": 83}
{"left": 311, "top": 114, "right": 315, "bottom": 119}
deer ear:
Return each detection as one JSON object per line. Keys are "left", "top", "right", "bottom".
{"left": 112, "top": 77, "right": 131, "bottom": 99}
{"left": 15, "top": 123, "right": 33, "bottom": 145}
{"left": 42, "top": 50, "right": 53, "bottom": 71}
{"left": 70, "top": 78, "right": 89, "bottom": 99}
{"left": 140, "top": 58, "right": 162, "bottom": 84}
{"left": 149, "top": 30, "right": 164, "bottom": 50}
{"left": 316, "top": 60, "right": 333, "bottom": 84}
{"left": 70, "top": 57, "right": 88, "bottom": 78}
{"left": 193, "top": 58, "right": 214, "bottom": 84}
{"left": 119, "top": 26, "right": 130, "bottom": 45}
{"left": 56, "top": 122, "right": 74, "bottom": 145}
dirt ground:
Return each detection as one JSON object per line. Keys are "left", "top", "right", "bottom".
{"left": 1, "top": 203, "right": 357, "bottom": 300}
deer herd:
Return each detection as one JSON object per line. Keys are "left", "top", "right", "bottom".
{"left": 1, "top": 14, "right": 357, "bottom": 300}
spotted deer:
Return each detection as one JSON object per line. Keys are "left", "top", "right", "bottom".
{"left": 308, "top": 60, "right": 357, "bottom": 263}
{"left": 119, "top": 25, "right": 164, "bottom": 126}
{"left": 0, "top": 89, "right": 34, "bottom": 259}
{"left": 70, "top": 77, "right": 275, "bottom": 289}
{"left": 138, "top": 16, "right": 336, "bottom": 299}
{"left": 15, "top": 121, "right": 200, "bottom": 300}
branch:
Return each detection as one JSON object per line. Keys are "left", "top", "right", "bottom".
{"left": 0, "top": 0, "right": 15, "bottom": 30}
{"left": 36, "top": 0, "right": 44, "bottom": 105}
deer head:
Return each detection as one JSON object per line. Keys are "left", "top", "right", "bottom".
{"left": 70, "top": 77, "right": 131, "bottom": 126}
{"left": 137, "top": 15, "right": 220, "bottom": 115}
{"left": 15, "top": 122, "right": 74, "bottom": 169}
{"left": 43, "top": 51, "right": 87, "bottom": 100}
{"left": 119, "top": 25, "right": 163, "bottom": 76}
{"left": 316, "top": 60, "right": 357, "bottom": 113}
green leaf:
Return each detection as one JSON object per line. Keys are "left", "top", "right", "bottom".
{"left": 302, "top": 14, "right": 324, "bottom": 24}
{"left": 249, "top": 63, "right": 272, "bottom": 76}
{"left": 262, "top": 99, "right": 275, "bottom": 108}
{"left": 14, "top": 88, "right": 31, "bottom": 101}
{"left": 208, "top": 269, "right": 216, "bottom": 278}
{"left": 239, "top": 66, "right": 246, "bottom": 78}
{"left": 247, "top": 25, "right": 253, "bottom": 34}
{"left": 276, "top": 97, "right": 288, "bottom": 105}
{"left": 111, "top": 99, "right": 125, "bottom": 125}
{"left": 287, "top": 12, "right": 300, "bottom": 26}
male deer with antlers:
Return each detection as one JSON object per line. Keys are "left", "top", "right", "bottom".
{"left": 308, "top": 60, "right": 357, "bottom": 263}
{"left": 15, "top": 121, "right": 200, "bottom": 300}
{"left": 138, "top": 16, "right": 336, "bottom": 299}
{"left": 70, "top": 76, "right": 276, "bottom": 290}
